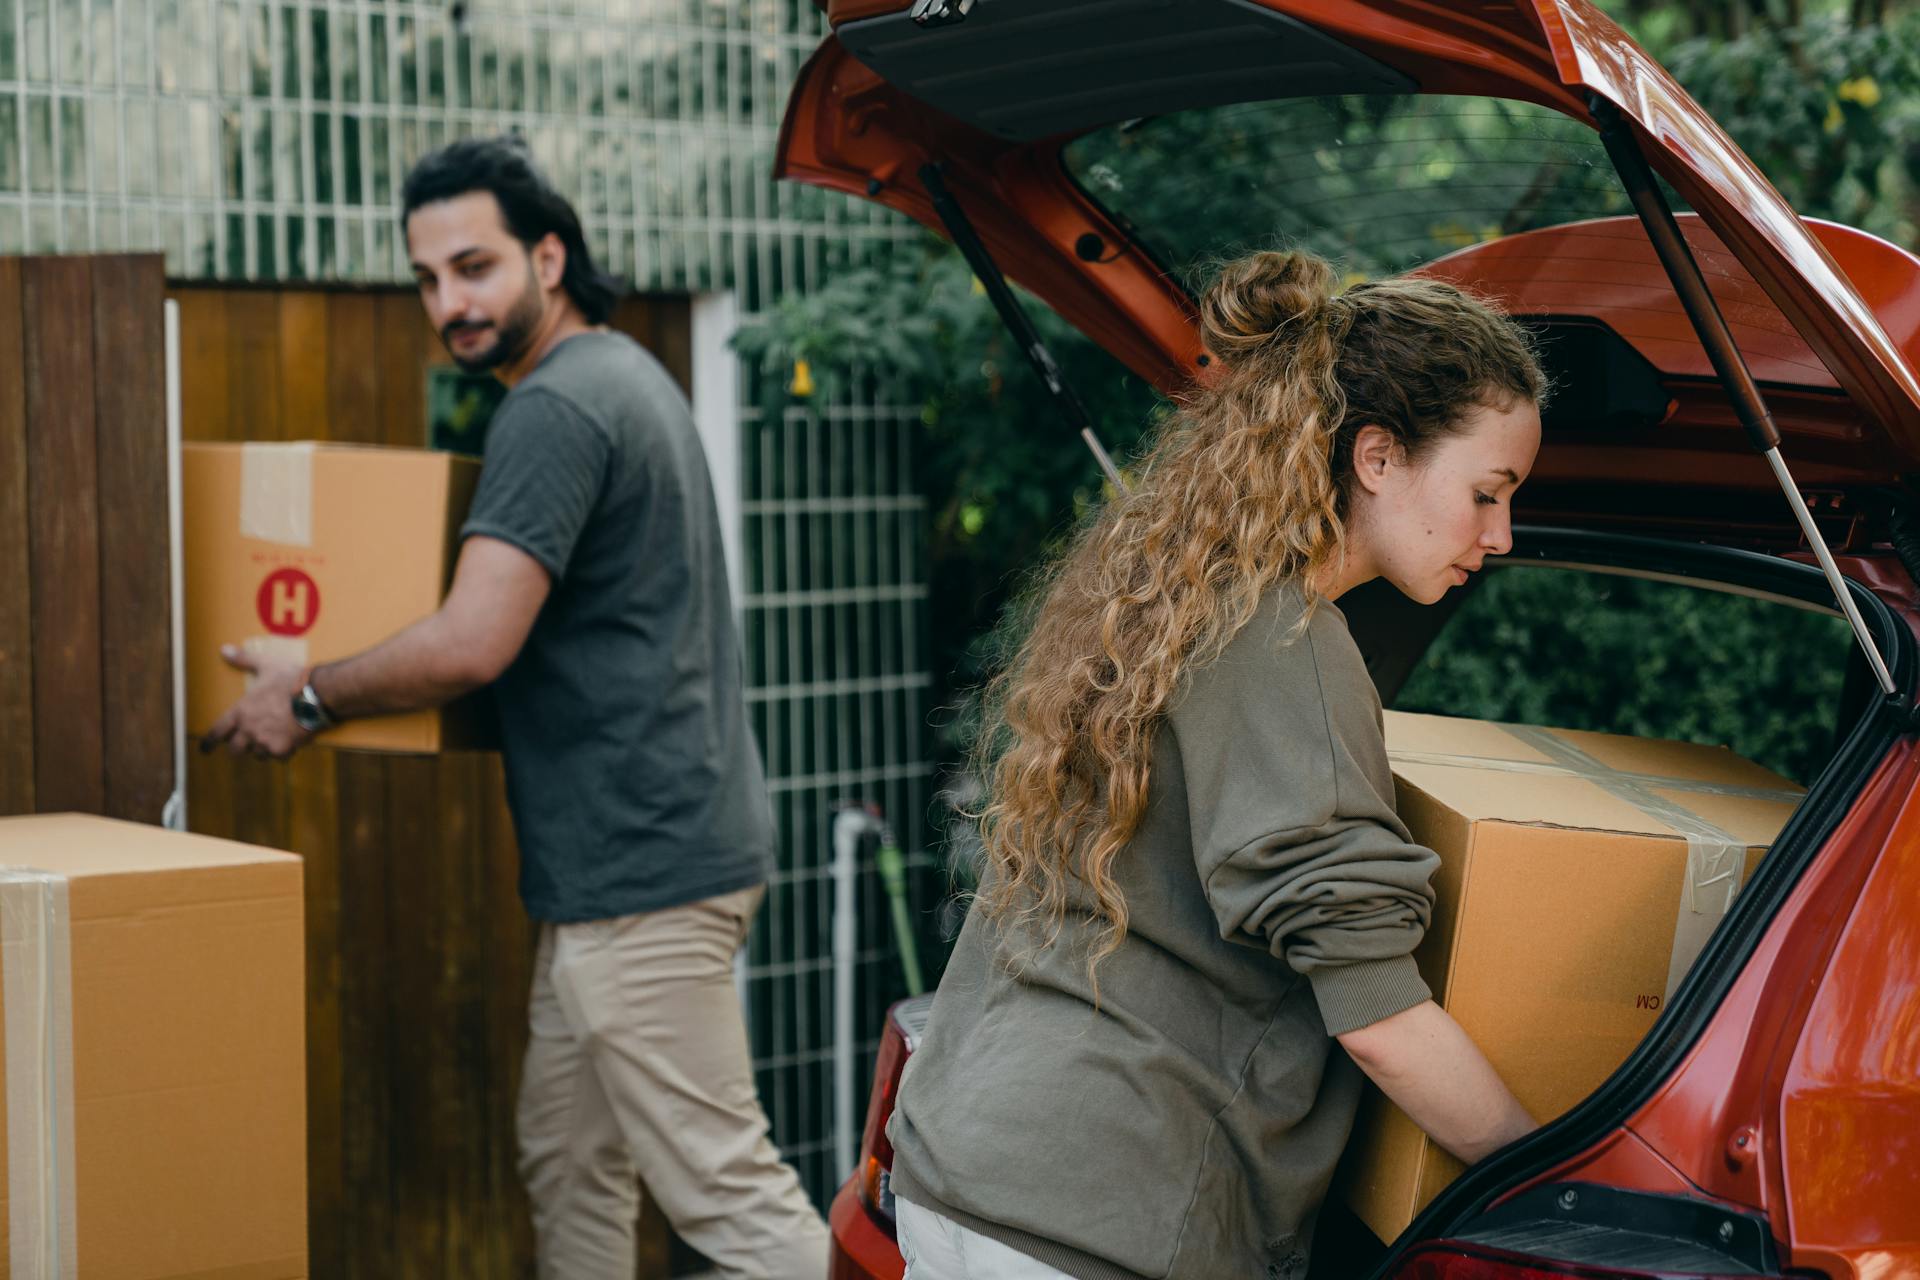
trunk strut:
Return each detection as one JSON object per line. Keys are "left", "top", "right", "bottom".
{"left": 918, "top": 163, "right": 1128, "bottom": 492}
{"left": 1592, "top": 95, "right": 1899, "bottom": 700}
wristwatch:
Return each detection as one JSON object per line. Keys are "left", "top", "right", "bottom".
{"left": 290, "top": 681, "right": 337, "bottom": 733}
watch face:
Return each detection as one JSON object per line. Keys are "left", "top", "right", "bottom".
{"left": 291, "top": 692, "right": 325, "bottom": 732}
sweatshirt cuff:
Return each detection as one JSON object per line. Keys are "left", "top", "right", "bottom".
{"left": 1308, "top": 954, "right": 1431, "bottom": 1037}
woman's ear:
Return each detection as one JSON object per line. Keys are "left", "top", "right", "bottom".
{"left": 1349, "top": 424, "right": 1401, "bottom": 496}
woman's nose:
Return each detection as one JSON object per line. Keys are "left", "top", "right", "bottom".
{"left": 1482, "top": 508, "right": 1513, "bottom": 556}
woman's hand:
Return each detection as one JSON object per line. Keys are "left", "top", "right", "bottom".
{"left": 1336, "top": 999, "right": 1536, "bottom": 1164}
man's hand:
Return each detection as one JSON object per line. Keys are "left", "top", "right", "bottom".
{"left": 200, "top": 645, "right": 314, "bottom": 760}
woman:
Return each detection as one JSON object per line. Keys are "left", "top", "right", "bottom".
{"left": 889, "top": 249, "right": 1545, "bottom": 1280}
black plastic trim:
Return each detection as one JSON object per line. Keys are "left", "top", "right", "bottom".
{"left": 1459, "top": 1181, "right": 1776, "bottom": 1275}
{"left": 837, "top": 0, "right": 1414, "bottom": 142}
{"left": 1364, "top": 526, "right": 1916, "bottom": 1278}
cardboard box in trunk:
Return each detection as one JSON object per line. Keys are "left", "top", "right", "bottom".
{"left": 1334, "top": 711, "right": 1805, "bottom": 1242}
{"left": 0, "top": 814, "right": 306, "bottom": 1277}
{"left": 183, "top": 441, "right": 493, "bottom": 753}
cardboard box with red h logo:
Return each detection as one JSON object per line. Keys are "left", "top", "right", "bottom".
{"left": 182, "top": 442, "right": 494, "bottom": 752}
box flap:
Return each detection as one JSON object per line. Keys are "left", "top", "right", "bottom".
{"left": 187, "top": 439, "right": 452, "bottom": 458}
{"left": 1542, "top": 723, "right": 1803, "bottom": 791}
{"left": 1382, "top": 711, "right": 1803, "bottom": 842}
{"left": 0, "top": 815, "right": 298, "bottom": 878}
{"left": 1391, "top": 760, "right": 1674, "bottom": 837}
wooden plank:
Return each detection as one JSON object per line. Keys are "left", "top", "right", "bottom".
{"left": 226, "top": 291, "right": 284, "bottom": 440}
{"left": 647, "top": 296, "right": 694, "bottom": 398}
{"left": 0, "top": 259, "right": 34, "bottom": 816}
{"left": 228, "top": 753, "right": 290, "bottom": 852}
{"left": 437, "top": 752, "right": 489, "bottom": 1277}
{"left": 326, "top": 293, "right": 382, "bottom": 446}
{"left": 335, "top": 750, "right": 395, "bottom": 1279}
{"left": 481, "top": 760, "right": 536, "bottom": 1277}
{"left": 185, "top": 738, "right": 239, "bottom": 841}
{"left": 279, "top": 293, "right": 331, "bottom": 443}
{"left": 171, "top": 288, "right": 233, "bottom": 441}
{"left": 23, "top": 256, "right": 105, "bottom": 813}
{"left": 289, "top": 748, "right": 345, "bottom": 1280}
{"left": 382, "top": 753, "right": 446, "bottom": 1276}
{"left": 374, "top": 294, "right": 428, "bottom": 447}
{"left": 91, "top": 255, "right": 174, "bottom": 824}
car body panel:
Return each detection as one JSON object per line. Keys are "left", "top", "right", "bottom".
{"left": 1414, "top": 217, "right": 1920, "bottom": 492}
{"left": 1779, "top": 772, "right": 1920, "bottom": 1274}
{"left": 829, "top": 1180, "right": 904, "bottom": 1280}
{"left": 1507, "top": 724, "right": 1920, "bottom": 1272}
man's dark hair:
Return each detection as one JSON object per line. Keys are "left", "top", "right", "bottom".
{"left": 401, "top": 135, "right": 624, "bottom": 325}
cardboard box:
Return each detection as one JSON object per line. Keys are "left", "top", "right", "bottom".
{"left": 183, "top": 442, "right": 492, "bottom": 753}
{"left": 1334, "top": 711, "right": 1805, "bottom": 1242}
{"left": 0, "top": 814, "right": 306, "bottom": 1277}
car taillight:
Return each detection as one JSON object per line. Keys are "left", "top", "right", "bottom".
{"left": 852, "top": 999, "right": 922, "bottom": 1235}
{"left": 1391, "top": 1243, "right": 1788, "bottom": 1279}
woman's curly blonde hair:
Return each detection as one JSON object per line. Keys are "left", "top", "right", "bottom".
{"left": 970, "top": 248, "right": 1545, "bottom": 980}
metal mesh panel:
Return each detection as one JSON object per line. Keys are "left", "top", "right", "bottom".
{"left": 739, "top": 357, "right": 938, "bottom": 1200}
{"left": 0, "top": 0, "right": 908, "bottom": 288}
{"left": 0, "top": 0, "right": 939, "bottom": 1208}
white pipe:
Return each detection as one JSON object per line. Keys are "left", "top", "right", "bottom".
{"left": 160, "top": 299, "right": 187, "bottom": 833}
{"left": 831, "top": 806, "right": 886, "bottom": 1181}
{"left": 734, "top": 944, "right": 750, "bottom": 1031}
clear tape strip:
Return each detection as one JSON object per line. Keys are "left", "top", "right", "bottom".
{"left": 238, "top": 441, "right": 315, "bottom": 547}
{"left": 1, "top": 869, "right": 79, "bottom": 1280}
{"left": 1389, "top": 725, "right": 1802, "bottom": 1001}
{"left": 1383, "top": 750, "right": 1804, "bottom": 808}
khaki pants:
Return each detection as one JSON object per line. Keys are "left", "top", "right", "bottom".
{"left": 517, "top": 885, "right": 830, "bottom": 1279}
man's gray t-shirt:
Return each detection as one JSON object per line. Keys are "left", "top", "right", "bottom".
{"left": 460, "top": 330, "right": 773, "bottom": 922}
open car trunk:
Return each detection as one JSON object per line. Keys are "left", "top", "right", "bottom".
{"left": 778, "top": 2, "right": 1920, "bottom": 1273}
{"left": 1324, "top": 529, "right": 1917, "bottom": 1275}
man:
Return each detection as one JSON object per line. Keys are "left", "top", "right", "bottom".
{"left": 204, "top": 136, "right": 830, "bottom": 1280}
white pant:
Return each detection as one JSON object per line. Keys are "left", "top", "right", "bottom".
{"left": 896, "top": 1199, "right": 1076, "bottom": 1280}
{"left": 516, "top": 885, "right": 830, "bottom": 1279}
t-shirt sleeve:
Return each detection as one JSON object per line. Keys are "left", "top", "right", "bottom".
{"left": 460, "top": 389, "right": 614, "bottom": 580}
{"left": 1177, "top": 608, "right": 1439, "bottom": 1037}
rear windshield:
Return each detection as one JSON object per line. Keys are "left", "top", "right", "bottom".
{"left": 1063, "top": 95, "right": 1670, "bottom": 281}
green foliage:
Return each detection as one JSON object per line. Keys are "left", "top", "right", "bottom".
{"left": 1067, "top": 96, "right": 1634, "bottom": 279}
{"left": 1394, "top": 570, "right": 1855, "bottom": 786}
{"left": 1654, "top": 10, "right": 1920, "bottom": 242}
{"left": 732, "top": 234, "right": 1161, "bottom": 752}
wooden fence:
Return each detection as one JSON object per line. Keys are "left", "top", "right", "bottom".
{"left": 0, "top": 254, "right": 172, "bottom": 824}
{"left": 1, "top": 262, "right": 703, "bottom": 1277}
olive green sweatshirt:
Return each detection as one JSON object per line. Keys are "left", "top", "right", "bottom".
{"left": 889, "top": 584, "right": 1438, "bottom": 1280}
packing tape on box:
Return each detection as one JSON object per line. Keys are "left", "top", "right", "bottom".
{"left": 239, "top": 441, "right": 315, "bottom": 546}
{"left": 0, "top": 869, "right": 79, "bottom": 1280}
{"left": 1388, "top": 724, "right": 1804, "bottom": 1000}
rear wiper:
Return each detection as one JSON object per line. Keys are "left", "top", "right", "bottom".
{"left": 918, "top": 162, "right": 1129, "bottom": 492}
{"left": 1591, "top": 95, "right": 1902, "bottom": 707}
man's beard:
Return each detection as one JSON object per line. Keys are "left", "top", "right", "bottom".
{"left": 442, "top": 267, "right": 545, "bottom": 373}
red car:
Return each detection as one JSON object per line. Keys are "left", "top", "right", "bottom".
{"left": 779, "top": 3, "right": 1920, "bottom": 1277}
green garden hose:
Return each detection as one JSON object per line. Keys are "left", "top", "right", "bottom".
{"left": 875, "top": 837, "right": 926, "bottom": 996}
